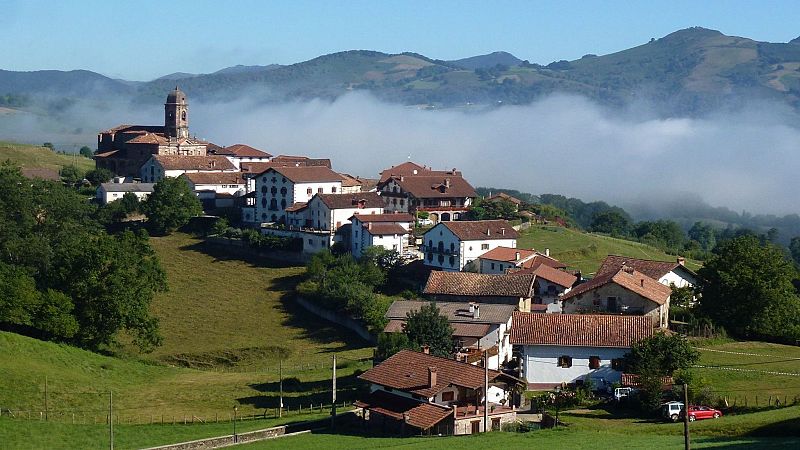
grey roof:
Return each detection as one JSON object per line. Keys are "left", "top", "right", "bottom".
{"left": 385, "top": 300, "right": 515, "bottom": 325}
{"left": 100, "top": 183, "right": 155, "bottom": 193}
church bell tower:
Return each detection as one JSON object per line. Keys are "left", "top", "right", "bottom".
{"left": 165, "top": 87, "right": 189, "bottom": 139}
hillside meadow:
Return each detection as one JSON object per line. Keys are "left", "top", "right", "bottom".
{"left": 0, "top": 140, "right": 94, "bottom": 173}
{"left": 517, "top": 225, "right": 702, "bottom": 275}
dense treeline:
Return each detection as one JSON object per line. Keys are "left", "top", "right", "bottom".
{"left": 0, "top": 163, "right": 167, "bottom": 351}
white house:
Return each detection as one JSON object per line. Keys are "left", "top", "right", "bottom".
{"left": 595, "top": 255, "right": 697, "bottom": 288}
{"left": 140, "top": 155, "right": 237, "bottom": 183}
{"left": 350, "top": 213, "right": 415, "bottom": 258}
{"left": 384, "top": 301, "right": 516, "bottom": 370}
{"left": 356, "top": 350, "right": 520, "bottom": 435}
{"left": 510, "top": 312, "right": 655, "bottom": 390}
{"left": 513, "top": 263, "right": 578, "bottom": 313}
{"left": 96, "top": 182, "right": 154, "bottom": 205}
{"left": 180, "top": 172, "right": 246, "bottom": 196}
{"left": 302, "top": 192, "right": 384, "bottom": 233}
{"left": 422, "top": 220, "right": 518, "bottom": 271}
{"left": 208, "top": 143, "right": 272, "bottom": 169}
{"left": 478, "top": 247, "right": 565, "bottom": 274}
{"left": 253, "top": 166, "right": 343, "bottom": 224}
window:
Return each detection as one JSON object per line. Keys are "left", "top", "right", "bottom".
{"left": 481, "top": 244, "right": 490, "bottom": 250}
{"left": 492, "top": 417, "right": 501, "bottom": 431}
{"left": 308, "top": 239, "right": 313, "bottom": 245}
{"left": 307, "top": 188, "right": 312, "bottom": 195}
{"left": 558, "top": 355, "right": 572, "bottom": 368}
{"left": 442, "top": 391, "right": 454, "bottom": 402}
{"left": 450, "top": 242, "right": 455, "bottom": 252}
{"left": 332, "top": 186, "right": 337, "bottom": 193}
{"left": 271, "top": 186, "right": 277, "bottom": 195}
{"left": 280, "top": 187, "right": 287, "bottom": 196}
{"left": 318, "top": 187, "right": 323, "bottom": 193}
{"left": 589, "top": 356, "right": 601, "bottom": 369}
{"left": 261, "top": 186, "right": 267, "bottom": 193}
{"left": 271, "top": 177, "right": 277, "bottom": 183}
{"left": 282, "top": 177, "right": 286, "bottom": 183}
{"left": 491, "top": 263, "right": 495, "bottom": 270}
{"left": 449, "top": 256, "right": 455, "bottom": 267}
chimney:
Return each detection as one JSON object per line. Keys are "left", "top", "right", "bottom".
{"left": 428, "top": 367, "right": 437, "bottom": 388}
{"left": 500, "top": 227, "right": 505, "bottom": 236}
{"left": 444, "top": 177, "right": 451, "bottom": 188}
{"left": 469, "top": 302, "right": 475, "bottom": 313}
{"left": 367, "top": 222, "right": 372, "bottom": 230}
{"left": 515, "top": 251, "right": 520, "bottom": 261}
{"left": 545, "top": 248, "right": 550, "bottom": 257}
{"left": 422, "top": 345, "right": 430, "bottom": 354}
{"left": 677, "top": 257, "right": 685, "bottom": 266}
{"left": 400, "top": 175, "right": 405, "bottom": 181}
{"left": 486, "top": 228, "right": 491, "bottom": 236}
{"left": 473, "top": 304, "right": 480, "bottom": 320}
{"left": 640, "top": 278, "right": 645, "bottom": 287}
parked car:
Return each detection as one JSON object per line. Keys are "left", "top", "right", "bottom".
{"left": 614, "top": 387, "right": 636, "bottom": 401}
{"left": 661, "top": 401, "right": 684, "bottom": 422}
{"left": 683, "top": 405, "right": 723, "bottom": 421}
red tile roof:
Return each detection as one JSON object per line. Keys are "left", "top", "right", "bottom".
{"left": 285, "top": 202, "right": 308, "bottom": 212}
{"left": 262, "top": 166, "right": 343, "bottom": 183}
{"left": 561, "top": 267, "right": 671, "bottom": 305}
{"left": 354, "top": 390, "right": 452, "bottom": 430}
{"left": 272, "top": 155, "right": 332, "bottom": 168}
{"left": 127, "top": 133, "right": 168, "bottom": 145}
{"left": 478, "top": 247, "right": 535, "bottom": 263}
{"left": 351, "top": 213, "right": 415, "bottom": 223}
{"left": 365, "top": 223, "right": 408, "bottom": 235}
{"left": 510, "top": 312, "right": 655, "bottom": 347}
{"left": 314, "top": 192, "right": 383, "bottom": 209}
{"left": 516, "top": 263, "right": 577, "bottom": 289}
{"left": 358, "top": 349, "right": 503, "bottom": 397}
{"left": 382, "top": 319, "right": 491, "bottom": 338}
{"left": 379, "top": 161, "right": 461, "bottom": 182}
{"left": 423, "top": 272, "right": 535, "bottom": 298}
{"left": 486, "top": 192, "right": 522, "bottom": 205}
{"left": 596, "top": 255, "right": 692, "bottom": 280}
{"left": 387, "top": 175, "right": 477, "bottom": 199}
{"left": 520, "top": 255, "right": 568, "bottom": 270}
{"left": 181, "top": 172, "right": 245, "bottom": 185}
{"left": 153, "top": 155, "right": 236, "bottom": 171}
{"left": 385, "top": 300, "right": 516, "bottom": 324}
{"left": 436, "top": 220, "right": 519, "bottom": 241}
{"left": 213, "top": 143, "right": 272, "bottom": 158}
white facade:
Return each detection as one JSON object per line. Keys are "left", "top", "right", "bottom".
{"left": 658, "top": 268, "right": 697, "bottom": 288}
{"left": 254, "top": 169, "right": 342, "bottom": 224}
{"left": 350, "top": 215, "right": 413, "bottom": 258}
{"left": 140, "top": 157, "right": 236, "bottom": 183}
{"left": 519, "top": 345, "right": 628, "bottom": 390}
{"left": 422, "top": 224, "right": 516, "bottom": 271}
{"left": 183, "top": 180, "right": 245, "bottom": 197}
{"left": 224, "top": 155, "right": 271, "bottom": 170}
{"left": 96, "top": 183, "right": 154, "bottom": 205}
{"left": 304, "top": 196, "right": 383, "bottom": 233}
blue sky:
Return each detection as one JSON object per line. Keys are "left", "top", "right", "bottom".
{"left": 2, "top": 0, "right": 799, "bottom": 80}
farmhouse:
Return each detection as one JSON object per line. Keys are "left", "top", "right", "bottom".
{"left": 180, "top": 172, "right": 246, "bottom": 210}
{"left": 478, "top": 247, "right": 565, "bottom": 274}
{"left": 595, "top": 255, "right": 697, "bottom": 288}
{"left": 356, "top": 349, "right": 520, "bottom": 436}
{"left": 253, "top": 166, "right": 344, "bottom": 224}
{"left": 207, "top": 143, "right": 272, "bottom": 169}
{"left": 95, "top": 87, "right": 209, "bottom": 177}
{"left": 513, "top": 263, "right": 578, "bottom": 313}
{"left": 423, "top": 271, "right": 537, "bottom": 312}
{"left": 96, "top": 182, "right": 154, "bottom": 205}
{"left": 484, "top": 192, "right": 522, "bottom": 211}
{"left": 383, "top": 300, "right": 516, "bottom": 369}
{"left": 561, "top": 265, "right": 672, "bottom": 328}
{"left": 422, "top": 220, "right": 518, "bottom": 271}
{"left": 350, "top": 213, "right": 415, "bottom": 258}
{"left": 378, "top": 161, "right": 477, "bottom": 223}
{"left": 510, "top": 312, "right": 654, "bottom": 390}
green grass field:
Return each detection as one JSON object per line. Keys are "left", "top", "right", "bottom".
{"left": 517, "top": 225, "right": 701, "bottom": 275}
{"left": 0, "top": 140, "right": 94, "bottom": 173}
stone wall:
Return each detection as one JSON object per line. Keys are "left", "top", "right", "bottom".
{"left": 296, "top": 297, "right": 376, "bottom": 344}
{"left": 142, "top": 425, "right": 302, "bottom": 450}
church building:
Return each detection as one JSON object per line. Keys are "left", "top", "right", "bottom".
{"left": 95, "top": 87, "right": 208, "bottom": 176}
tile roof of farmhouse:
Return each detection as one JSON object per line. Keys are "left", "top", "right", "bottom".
{"left": 285, "top": 202, "right": 308, "bottom": 212}
{"left": 388, "top": 175, "right": 477, "bottom": 199}
{"left": 478, "top": 247, "right": 536, "bottom": 263}
{"left": 261, "top": 166, "right": 344, "bottom": 183}
{"left": 383, "top": 319, "right": 491, "bottom": 338}
{"left": 423, "top": 272, "right": 535, "bottom": 298}
{"left": 385, "top": 300, "right": 516, "bottom": 324}
{"left": 595, "top": 255, "right": 695, "bottom": 279}
{"left": 181, "top": 172, "right": 245, "bottom": 185}
{"left": 100, "top": 182, "right": 155, "bottom": 193}
{"left": 153, "top": 155, "right": 236, "bottom": 171}
{"left": 510, "top": 312, "right": 655, "bottom": 347}
{"left": 379, "top": 161, "right": 462, "bottom": 182}
{"left": 354, "top": 390, "right": 452, "bottom": 430}
{"left": 210, "top": 143, "right": 272, "bottom": 158}
{"left": 365, "top": 223, "right": 408, "bottom": 235}
{"left": 561, "top": 267, "right": 671, "bottom": 305}
{"left": 436, "top": 220, "right": 519, "bottom": 241}
{"left": 351, "top": 212, "right": 415, "bottom": 223}
{"left": 314, "top": 192, "right": 383, "bottom": 209}
{"left": 271, "top": 155, "right": 332, "bottom": 168}
{"left": 486, "top": 192, "right": 523, "bottom": 205}
{"left": 358, "top": 349, "right": 504, "bottom": 397}
{"left": 513, "top": 263, "right": 578, "bottom": 289}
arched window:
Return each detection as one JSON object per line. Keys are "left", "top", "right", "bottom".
{"left": 437, "top": 241, "right": 444, "bottom": 252}
{"left": 261, "top": 198, "right": 267, "bottom": 208}
{"left": 261, "top": 186, "right": 267, "bottom": 193}
{"left": 269, "top": 199, "right": 278, "bottom": 210}
{"left": 427, "top": 252, "right": 433, "bottom": 262}
{"left": 428, "top": 240, "right": 433, "bottom": 249}
{"left": 280, "top": 199, "right": 286, "bottom": 209}
{"left": 437, "top": 254, "right": 445, "bottom": 264}
{"left": 450, "top": 243, "right": 455, "bottom": 252}
{"left": 280, "top": 187, "right": 287, "bottom": 196}
{"left": 181, "top": 111, "right": 186, "bottom": 121}
{"left": 307, "top": 188, "right": 312, "bottom": 195}
{"left": 271, "top": 186, "right": 277, "bottom": 195}
{"left": 449, "top": 256, "right": 455, "bottom": 267}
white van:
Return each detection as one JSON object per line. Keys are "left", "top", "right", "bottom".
{"left": 661, "top": 401, "right": 685, "bottom": 422}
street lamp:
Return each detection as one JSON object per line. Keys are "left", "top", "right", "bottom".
{"left": 233, "top": 406, "right": 238, "bottom": 443}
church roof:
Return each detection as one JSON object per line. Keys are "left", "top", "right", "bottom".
{"left": 153, "top": 155, "right": 236, "bottom": 171}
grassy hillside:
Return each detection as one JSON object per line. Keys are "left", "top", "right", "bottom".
{"left": 516, "top": 225, "right": 701, "bottom": 275}
{"left": 0, "top": 141, "right": 94, "bottom": 173}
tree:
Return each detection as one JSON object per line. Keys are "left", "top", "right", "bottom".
{"left": 59, "top": 165, "right": 82, "bottom": 185}
{"left": 141, "top": 177, "right": 202, "bottom": 234}
{"left": 633, "top": 220, "right": 686, "bottom": 250}
{"left": 688, "top": 222, "right": 717, "bottom": 251}
{"left": 85, "top": 168, "right": 113, "bottom": 186}
{"left": 589, "top": 210, "right": 632, "bottom": 236}
{"left": 403, "top": 302, "right": 454, "bottom": 357}
{"left": 790, "top": 236, "right": 800, "bottom": 267}
{"left": 624, "top": 332, "right": 699, "bottom": 377}
{"left": 79, "top": 146, "right": 93, "bottom": 158}
{"left": 42, "top": 142, "right": 54, "bottom": 150}
{"left": 697, "top": 235, "right": 800, "bottom": 342}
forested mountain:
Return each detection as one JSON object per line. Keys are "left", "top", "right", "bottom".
{"left": 3, "top": 27, "right": 800, "bottom": 115}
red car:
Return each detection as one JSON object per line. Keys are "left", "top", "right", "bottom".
{"left": 684, "top": 405, "right": 723, "bottom": 421}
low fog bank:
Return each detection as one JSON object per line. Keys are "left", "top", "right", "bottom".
{"left": 2, "top": 91, "right": 798, "bottom": 216}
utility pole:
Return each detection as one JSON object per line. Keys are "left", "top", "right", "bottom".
{"left": 44, "top": 376, "right": 48, "bottom": 421}
{"left": 483, "top": 351, "right": 489, "bottom": 432}
{"left": 109, "top": 391, "right": 114, "bottom": 450}
{"left": 331, "top": 354, "right": 337, "bottom": 430}
{"left": 683, "top": 383, "right": 690, "bottom": 450}
{"left": 279, "top": 356, "right": 283, "bottom": 418}
{"left": 233, "top": 406, "right": 238, "bottom": 443}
